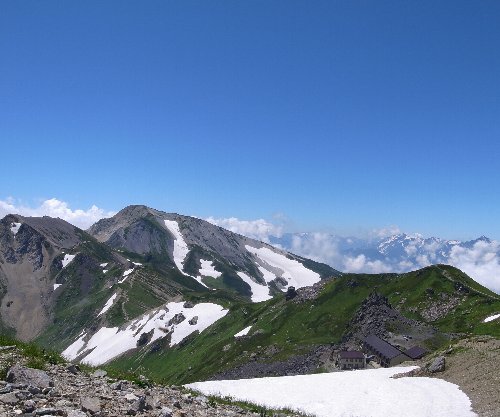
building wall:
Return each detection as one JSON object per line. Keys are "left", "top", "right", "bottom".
{"left": 389, "top": 353, "right": 410, "bottom": 367}
{"left": 338, "top": 357, "right": 366, "bottom": 370}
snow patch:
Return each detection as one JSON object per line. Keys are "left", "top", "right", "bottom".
{"left": 199, "top": 259, "right": 221, "bottom": 279}
{"left": 62, "top": 302, "right": 228, "bottom": 365}
{"left": 246, "top": 245, "right": 320, "bottom": 290}
{"left": 53, "top": 283, "right": 62, "bottom": 291}
{"left": 62, "top": 254, "right": 76, "bottom": 268}
{"left": 164, "top": 219, "right": 190, "bottom": 273}
{"left": 103, "top": 269, "right": 108, "bottom": 274}
{"left": 187, "top": 367, "right": 476, "bottom": 417}
{"left": 97, "top": 293, "right": 118, "bottom": 317}
{"left": 119, "top": 268, "right": 134, "bottom": 283}
{"left": 100, "top": 263, "right": 108, "bottom": 267}
{"left": 10, "top": 222, "right": 21, "bottom": 236}
{"left": 483, "top": 313, "right": 500, "bottom": 323}
{"left": 237, "top": 272, "right": 272, "bottom": 302}
{"left": 62, "top": 333, "right": 87, "bottom": 360}
{"left": 234, "top": 326, "right": 252, "bottom": 338}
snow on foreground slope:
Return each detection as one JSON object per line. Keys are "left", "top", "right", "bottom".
{"left": 187, "top": 366, "right": 476, "bottom": 417}
{"left": 63, "top": 302, "right": 228, "bottom": 366}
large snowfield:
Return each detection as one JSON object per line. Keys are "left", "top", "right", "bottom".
{"left": 63, "top": 301, "right": 228, "bottom": 365}
{"left": 245, "top": 245, "right": 321, "bottom": 289}
{"left": 187, "top": 366, "right": 476, "bottom": 417}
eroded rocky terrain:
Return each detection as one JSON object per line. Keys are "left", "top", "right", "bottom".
{"left": 0, "top": 347, "right": 302, "bottom": 417}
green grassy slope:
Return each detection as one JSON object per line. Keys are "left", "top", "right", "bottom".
{"left": 107, "top": 265, "right": 500, "bottom": 384}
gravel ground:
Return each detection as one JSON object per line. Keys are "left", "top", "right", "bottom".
{"left": 424, "top": 336, "right": 500, "bottom": 417}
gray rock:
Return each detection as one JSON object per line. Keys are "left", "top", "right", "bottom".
{"left": 6, "top": 365, "right": 54, "bottom": 389}
{"left": 110, "top": 380, "right": 123, "bottom": 390}
{"left": 428, "top": 356, "right": 446, "bottom": 373}
{"left": 67, "top": 411, "right": 87, "bottom": 417}
{"left": 81, "top": 396, "right": 101, "bottom": 414}
{"left": 91, "top": 369, "right": 107, "bottom": 378}
{"left": 158, "top": 407, "right": 174, "bottom": 417}
{"left": 188, "top": 316, "right": 198, "bottom": 325}
{"left": 15, "top": 389, "right": 31, "bottom": 400}
{"left": 168, "top": 313, "right": 186, "bottom": 326}
{"left": 66, "top": 364, "right": 80, "bottom": 374}
{"left": 23, "top": 399, "right": 36, "bottom": 412}
{"left": 0, "top": 385, "right": 13, "bottom": 394}
{"left": 128, "top": 395, "right": 148, "bottom": 414}
{"left": 34, "top": 408, "right": 61, "bottom": 416}
{"left": 0, "top": 391, "right": 19, "bottom": 405}
{"left": 28, "top": 385, "right": 42, "bottom": 394}
{"left": 124, "top": 392, "right": 138, "bottom": 402}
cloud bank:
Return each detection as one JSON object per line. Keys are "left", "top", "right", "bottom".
{"left": 205, "top": 216, "right": 283, "bottom": 243}
{"left": 206, "top": 217, "right": 500, "bottom": 294}
{"left": 0, "top": 197, "right": 115, "bottom": 229}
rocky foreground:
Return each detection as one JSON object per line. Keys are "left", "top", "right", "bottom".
{"left": 0, "top": 347, "right": 301, "bottom": 417}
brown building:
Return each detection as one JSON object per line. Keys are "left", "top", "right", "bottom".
{"left": 363, "top": 335, "right": 410, "bottom": 367}
{"left": 337, "top": 351, "right": 366, "bottom": 370}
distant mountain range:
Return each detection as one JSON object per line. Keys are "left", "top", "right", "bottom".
{"left": 269, "top": 232, "right": 500, "bottom": 293}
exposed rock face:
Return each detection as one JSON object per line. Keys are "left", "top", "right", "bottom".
{"left": 291, "top": 277, "right": 335, "bottom": 303}
{"left": 418, "top": 293, "right": 462, "bottom": 322}
{"left": 342, "top": 292, "right": 437, "bottom": 350}
{"left": 212, "top": 345, "right": 332, "bottom": 380}
{"left": 428, "top": 356, "right": 446, "bottom": 373}
{"left": 0, "top": 348, "right": 304, "bottom": 416}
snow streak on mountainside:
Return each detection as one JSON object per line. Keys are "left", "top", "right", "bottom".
{"left": 88, "top": 206, "right": 339, "bottom": 302}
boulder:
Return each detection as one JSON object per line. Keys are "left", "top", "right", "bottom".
{"left": 6, "top": 365, "right": 53, "bottom": 389}
{"left": 67, "top": 411, "right": 87, "bottom": 417}
{"left": 428, "top": 356, "right": 445, "bottom": 373}
{"left": 0, "top": 392, "right": 19, "bottom": 405}
{"left": 91, "top": 369, "right": 107, "bottom": 378}
{"left": 81, "top": 396, "right": 101, "bottom": 414}
{"left": 168, "top": 313, "right": 186, "bottom": 326}
{"left": 66, "top": 364, "right": 80, "bottom": 374}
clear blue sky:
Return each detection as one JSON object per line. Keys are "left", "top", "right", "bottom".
{"left": 1, "top": 1, "right": 499, "bottom": 239}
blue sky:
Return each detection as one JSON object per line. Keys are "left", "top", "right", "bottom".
{"left": 1, "top": 1, "right": 499, "bottom": 239}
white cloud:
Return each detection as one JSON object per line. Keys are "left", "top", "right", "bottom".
{"left": 290, "top": 233, "right": 342, "bottom": 264}
{"left": 194, "top": 216, "right": 500, "bottom": 294}
{"left": 371, "top": 225, "right": 402, "bottom": 239}
{"left": 448, "top": 240, "right": 500, "bottom": 294}
{"left": 205, "top": 217, "right": 283, "bottom": 243}
{"left": 0, "top": 197, "right": 115, "bottom": 229}
{"left": 343, "top": 254, "right": 393, "bottom": 274}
